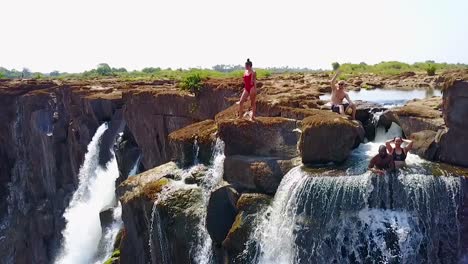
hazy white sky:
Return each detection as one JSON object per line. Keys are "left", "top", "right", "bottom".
{"left": 1, "top": 0, "right": 467, "bottom": 72}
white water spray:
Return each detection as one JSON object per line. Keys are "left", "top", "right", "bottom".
{"left": 192, "top": 139, "right": 226, "bottom": 264}
{"left": 55, "top": 123, "right": 120, "bottom": 264}
{"left": 249, "top": 121, "right": 462, "bottom": 264}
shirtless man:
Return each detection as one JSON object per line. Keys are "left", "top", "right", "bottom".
{"left": 330, "top": 69, "right": 356, "bottom": 120}
{"left": 368, "top": 145, "right": 395, "bottom": 176}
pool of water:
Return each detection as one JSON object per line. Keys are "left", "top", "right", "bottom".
{"left": 320, "top": 88, "right": 442, "bottom": 107}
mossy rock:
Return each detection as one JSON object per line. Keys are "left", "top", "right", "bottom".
{"left": 223, "top": 193, "right": 272, "bottom": 263}
{"left": 236, "top": 193, "right": 272, "bottom": 213}
{"left": 103, "top": 249, "right": 120, "bottom": 264}
{"left": 113, "top": 228, "right": 125, "bottom": 250}
{"left": 150, "top": 188, "right": 204, "bottom": 264}
{"left": 117, "top": 161, "right": 181, "bottom": 200}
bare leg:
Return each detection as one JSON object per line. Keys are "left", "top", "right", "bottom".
{"left": 351, "top": 104, "right": 356, "bottom": 120}
{"left": 339, "top": 105, "right": 345, "bottom": 115}
{"left": 238, "top": 90, "right": 249, "bottom": 118}
{"left": 250, "top": 88, "right": 257, "bottom": 121}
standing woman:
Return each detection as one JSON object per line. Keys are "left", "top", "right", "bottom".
{"left": 238, "top": 58, "right": 257, "bottom": 120}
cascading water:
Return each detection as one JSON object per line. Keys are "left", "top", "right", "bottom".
{"left": 148, "top": 139, "right": 225, "bottom": 264}
{"left": 55, "top": 123, "right": 120, "bottom": 264}
{"left": 94, "top": 155, "right": 142, "bottom": 264}
{"left": 193, "top": 139, "right": 201, "bottom": 165}
{"left": 192, "top": 139, "right": 226, "bottom": 264}
{"left": 249, "top": 122, "right": 463, "bottom": 264}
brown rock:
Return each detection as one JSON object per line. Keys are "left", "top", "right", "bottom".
{"left": 387, "top": 97, "right": 444, "bottom": 136}
{"left": 168, "top": 120, "right": 217, "bottom": 166}
{"left": 299, "top": 112, "right": 364, "bottom": 164}
{"left": 438, "top": 80, "right": 468, "bottom": 167}
{"left": 409, "top": 130, "right": 439, "bottom": 160}
{"left": 223, "top": 155, "right": 298, "bottom": 194}
{"left": 353, "top": 79, "right": 363, "bottom": 86}
{"left": 206, "top": 185, "right": 240, "bottom": 245}
{"left": 223, "top": 193, "right": 271, "bottom": 263}
{"left": 217, "top": 117, "right": 300, "bottom": 158}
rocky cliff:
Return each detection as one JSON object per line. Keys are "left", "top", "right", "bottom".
{"left": 1, "top": 70, "right": 467, "bottom": 264}
{"left": 0, "top": 79, "right": 124, "bottom": 263}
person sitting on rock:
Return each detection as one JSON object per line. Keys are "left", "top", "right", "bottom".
{"left": 385, "top": 137, "right": 413, "bottom": 168}
{"left": 368, "top": 145, "right": 395, "bottom": 176}
{"left": 330, "top": 69, "right": 356, "bottom": 120}
{"left": 238, "top": 58, "right": 257, "bottom": 121}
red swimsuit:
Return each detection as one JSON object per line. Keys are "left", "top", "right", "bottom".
{"left": 243, "top": 72, "right": 254, "bottom": 93}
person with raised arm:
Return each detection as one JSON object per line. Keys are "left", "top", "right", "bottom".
{"left": 385, "top": 137, "right": 413, "bottom": 168}
{"left": 330, "top": 69, "right": 356, "bottom": 120}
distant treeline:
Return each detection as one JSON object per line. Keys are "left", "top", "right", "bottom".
{"left": 1, "top": 61, "right": 467, "bottom": 80}
{"left": 332, "top": 61, "right": 468, "bottom": 76}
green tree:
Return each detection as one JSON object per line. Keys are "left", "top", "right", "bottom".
{"left": 49, "top": 71, "right": 60, "bottom": 77}
{"left": 332, "top": 62, "right": 340, "bottom": 71}
{"left": 22, "top": 68, "right": 32, "bottom": 78}
{"left": 96, "top": 63, "right": 113, "bottom": 76}
{"left": 0, "top": 72, "right": 4, "bottom": 79}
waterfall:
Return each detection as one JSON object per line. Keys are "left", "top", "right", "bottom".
{"left": 94, "top": 155, "right": 141, "bottom": 264}
{"left": 248, "top": 122, "right": 463, "bottom": 264}
{"left": 55, "top": 123, "right": 120, "bottom": 264}
{"left": 251, "top": 166, "right": 461, "bottom": 264}
{"left": 147, "top": 139, "right": 225, "bottom": 264}
{"left": 192, "top": 139, "right": 226, "bottom": 264}
{"left": 193, "top": 138, "right": 200, "bottom": 165}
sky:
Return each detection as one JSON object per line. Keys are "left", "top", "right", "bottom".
{"left": 1, "top": 0, "right": 468, "bottom": 73}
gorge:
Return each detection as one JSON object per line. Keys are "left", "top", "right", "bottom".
{"left": 0, "top": 70, "right": 467, "bottom": 264}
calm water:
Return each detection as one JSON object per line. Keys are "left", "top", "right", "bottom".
{"left": 320, "top": 88, "right": 442, "bottom": 107}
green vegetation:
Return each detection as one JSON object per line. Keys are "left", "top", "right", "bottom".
{"left": 426, "top": 64, "right": 436, "bottom": 76}
{"left": 103, "top": 249, "right": 120, "bottom": 264}
{"left": 0, "top": 61, "right": 466, "bottom": 81}
{"left": 181, "top": 73, "right": 203, "bottom": 95}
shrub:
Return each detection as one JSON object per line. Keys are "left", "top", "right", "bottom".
{"left": 0, "top": 72, "right": 4, "bottom": 79}
{"left": 181, "top": 73, "right": 203, "bottom": 95}
{"left": 426, "top": 65, "right": 436, "bottom": 76}
{"left": 332, "top": 62, "right": 340, "bottom": 71}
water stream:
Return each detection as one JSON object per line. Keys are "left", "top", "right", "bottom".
{"left": 55, "top": 123, "right": 120, "bottom": 264}
{"left": 248, "top": 123, "right": 463, "bottom": 264}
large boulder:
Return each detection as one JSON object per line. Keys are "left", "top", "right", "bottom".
{"left": 437, "top": 79, "right": 468, "bottom": 167}
{"left": 442, "top": 79, "right": 468, "bottom": 130}
{"left": 409, "top": 130, "right": 439, "bottom": 160}
{"left": 168, "top": 119, "right": 217, "bottom": 166}
{"left": 118, "top": 160, "right": 213, "bottom": 264}
{"left": 206, "top": 185, "right": 240, "bottom": 246}
{"left": 299, "top": 112, "right": 364, "bottom": 164}
{"left": 223, "top": 193, "right": 272, "bottom": 263}
{"left": 383, "top": 97, "right": 444, "bottom": 136}
{"left": 354, "top": 100, "right": 386, "bottom": 141}
{"left": 217, "top": 117, "right": 300, "bottom": 158}
{"left": 223, "top": 155, "right": 299, "bottom": 194}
